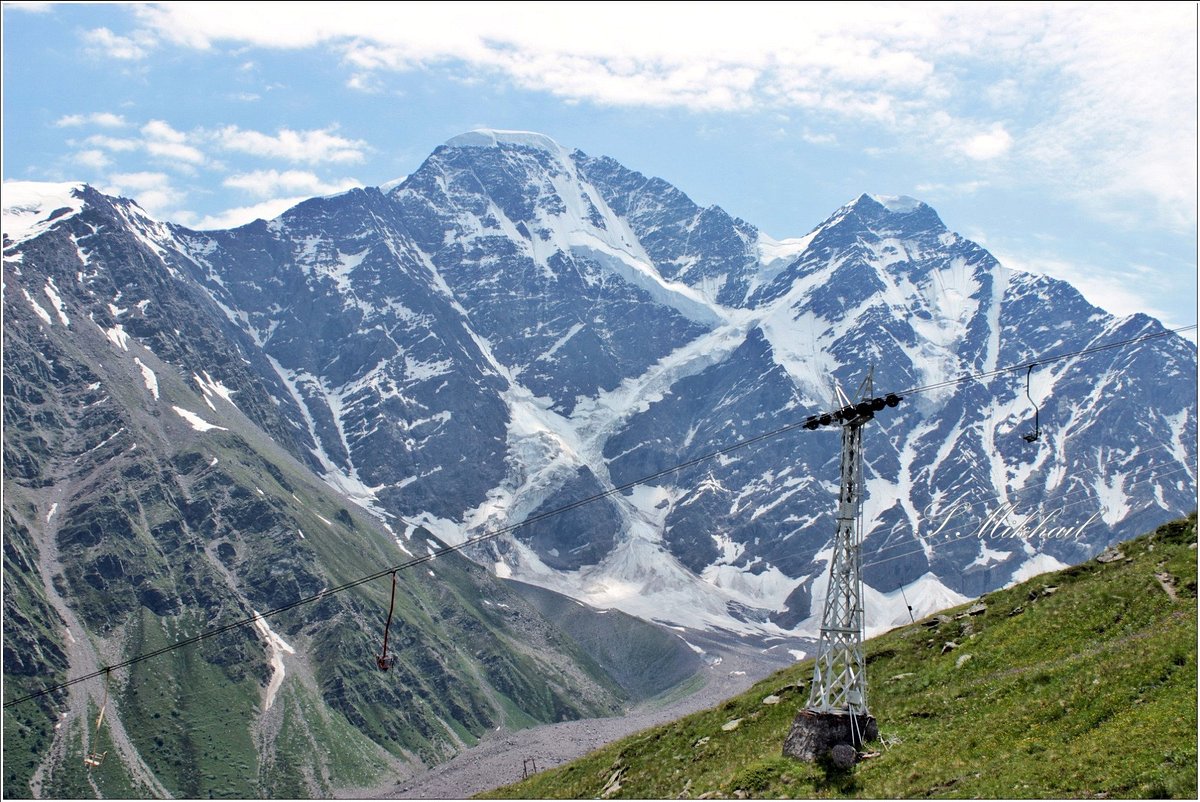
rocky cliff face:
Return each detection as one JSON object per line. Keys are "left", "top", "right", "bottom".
{"left": 3, "top": 132, "right": 1195, "bottom": 795}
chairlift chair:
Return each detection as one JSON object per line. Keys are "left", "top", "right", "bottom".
{"left": 1021, "top": 364, "right": 1040, "bottom": 443}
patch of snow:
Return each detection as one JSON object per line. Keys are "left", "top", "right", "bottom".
{"left": 171, "top": 406, "right": 227, "bottom": 432}
{"left": 1094, "top": 470, "right": 1131, "bottom": 526}
{"left": 701, "top": 562, "right": 801, "bottom": 613}
{"left": 1005, "top": 553, "right": 1071, "bottom": 587}
{"left": 968, "top": 540, "right": 1012, "bottom": 568}
{"left": 537, "top": 322, "right": 585, "bottom": 362}
{"left": 43, "top": 279, "right": 69, "bottom": 325}
{"left": 379, "top": 175, "right": 408, "bottom": 193}
{"left": 105, "top": 324, "right": 131, "bottom": 351}
{"left": 46, "top": 503, "right": 58, "bottom": 523}
{"left": 194, "top": 371, "right": 238, "bottom": 410}
{"left": 22, "top": 289, "right": 53, "bottom": 325}
{"left": 133, "top": 357, "right": 159, "bottom": 399}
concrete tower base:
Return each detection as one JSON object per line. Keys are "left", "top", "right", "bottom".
{"left": 782, "top": 709, "right": 879, "bottom": 763}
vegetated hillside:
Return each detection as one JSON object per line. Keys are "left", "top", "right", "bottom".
{"left": 484, "top": 514, "right": 1198, "bottom": 800}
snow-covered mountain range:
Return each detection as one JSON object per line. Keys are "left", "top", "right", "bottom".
{"left": 6, "top": 130, "right": 1196, "bottom": 647}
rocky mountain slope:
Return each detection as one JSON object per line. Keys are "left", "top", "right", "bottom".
{"left": 1, "top": 182, "right": 697, "bottom": 798}
{"left": 134, "top": 130, "right": 1194, "bottom": 636}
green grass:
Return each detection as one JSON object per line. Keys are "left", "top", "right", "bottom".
{"left": 116, "top": 608, "right": 262, "bottom": 799}
{"left": 258, "top": 682, "right": 395, "bottom": 797}
{"left": 483, "top": 514, "right": 1198, "bottom": 799}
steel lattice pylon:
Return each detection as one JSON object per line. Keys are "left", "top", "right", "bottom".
{"left": 784, "top": 372, "right": 900, "bottom": 761}
{"left": 805, "top": 414, "right": 869, "bottom": 716}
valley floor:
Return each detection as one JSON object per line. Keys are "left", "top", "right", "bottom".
{"left": 351, "top": 635, "right": 800, "bottom": 800}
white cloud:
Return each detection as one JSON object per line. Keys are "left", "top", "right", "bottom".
{"left": 145, "top": 140, "right": 205, "bottom": 165}
{"left": 56, "top": 112, "right": 127, "bottom": 128}
{"left": 800, "top": 130, "right": 838, "bottom": 146}
{"left": 223, "top": 169, "right": 361, "bottom": 198}
{"left": 214, "top": 126, "right": 368, "bottom": 164}
{"left": 191, "top": 196, "right": 310, "bottom": 230}
{"left": 85, "top": 134, "right": 141, "bottom": 152}
{"left": 94, "top": 3, "right": 1197, "bottom": 231}
{"left": 141, "top": 119, "right": 188, "bottom": 144}
{"left": 914, "top": 180, "right": 988, "bottom": 196}
{"left": 75, "top": 120, "right": 206, "bottom": 167}
{"left": 82, "top": 26, "right": 155, "bottom": 60}
{"left": 141, "top": 120, "right": 205, "bottom": 164}
{"left": 959, "top": 126, "right": 1013, "bottom": 160}
{"left": 73, "top": 149, "right": 112, "bottom": 170}
{"left": 104, "top": 171, "right": 173, "bottom": 192}
{"left": 101, "top": 172, "right": 186, "bottom": 218}
{"left": 346, "top": 72, "right": 383, "bottom": 93}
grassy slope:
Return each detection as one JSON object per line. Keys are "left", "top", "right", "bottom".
{"left": 485, "top": 514, "right": 1198, "bottom": 800}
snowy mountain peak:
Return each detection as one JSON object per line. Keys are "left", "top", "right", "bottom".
{"left": 445, "top": 129, "right": 566, "bottom": 155}
{"left": 2, "top": 180, "right": 88, "bottom": 246}
{"left": 868, "top": 193, "right": 924, "bottom": 213}
{"left": 812, "top": 192, "right": 947, "bottom": 238}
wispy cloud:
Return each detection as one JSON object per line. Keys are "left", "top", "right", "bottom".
{"left": 56, "top": 112, "right": 127, "bottom": 128}
{"left": 83, "top": 134, "right": 141, "bottom": 152}
{"left": 101, "top": 171, "right": 186, "bottom": 218}
{"left": 223, "top": 169, "right": 361, "bottom": 198}
{"left": 142, "top": 120, "right": 206, "bottom": 165}
{"left": 959, "top": 126, "right": 1012, "bottom": 161}
{"left": 73, "top": 149, "right": 113, "bottom": 170}
{"left": 914, "top": 180, "right": 989, "bottom": 196}
{"left": 82, "top": 26, "right": 156, "bottom": 60}
{"left": 55, "top": 111, "right": 368, "bottom": 227}
{"left": 214, "top": 126, "right": 368, "bottom": 164}
{"left": 118, "top": 2, "right": 1193, "bottom": 232}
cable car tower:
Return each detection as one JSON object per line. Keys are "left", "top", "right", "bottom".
{"left": 784, "top": 369, "right": 901, "bottom": 763}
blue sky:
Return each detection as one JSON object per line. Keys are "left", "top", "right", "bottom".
{"left": 3, "top": 2, "right": 1196, "bottom": 330}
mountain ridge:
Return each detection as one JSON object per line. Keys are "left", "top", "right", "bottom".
{"left": 3, "top": 132, "right": 1196, "bottom": 796}
{"left": 5, "top": 138, "right": 1195, "bottom": 642}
